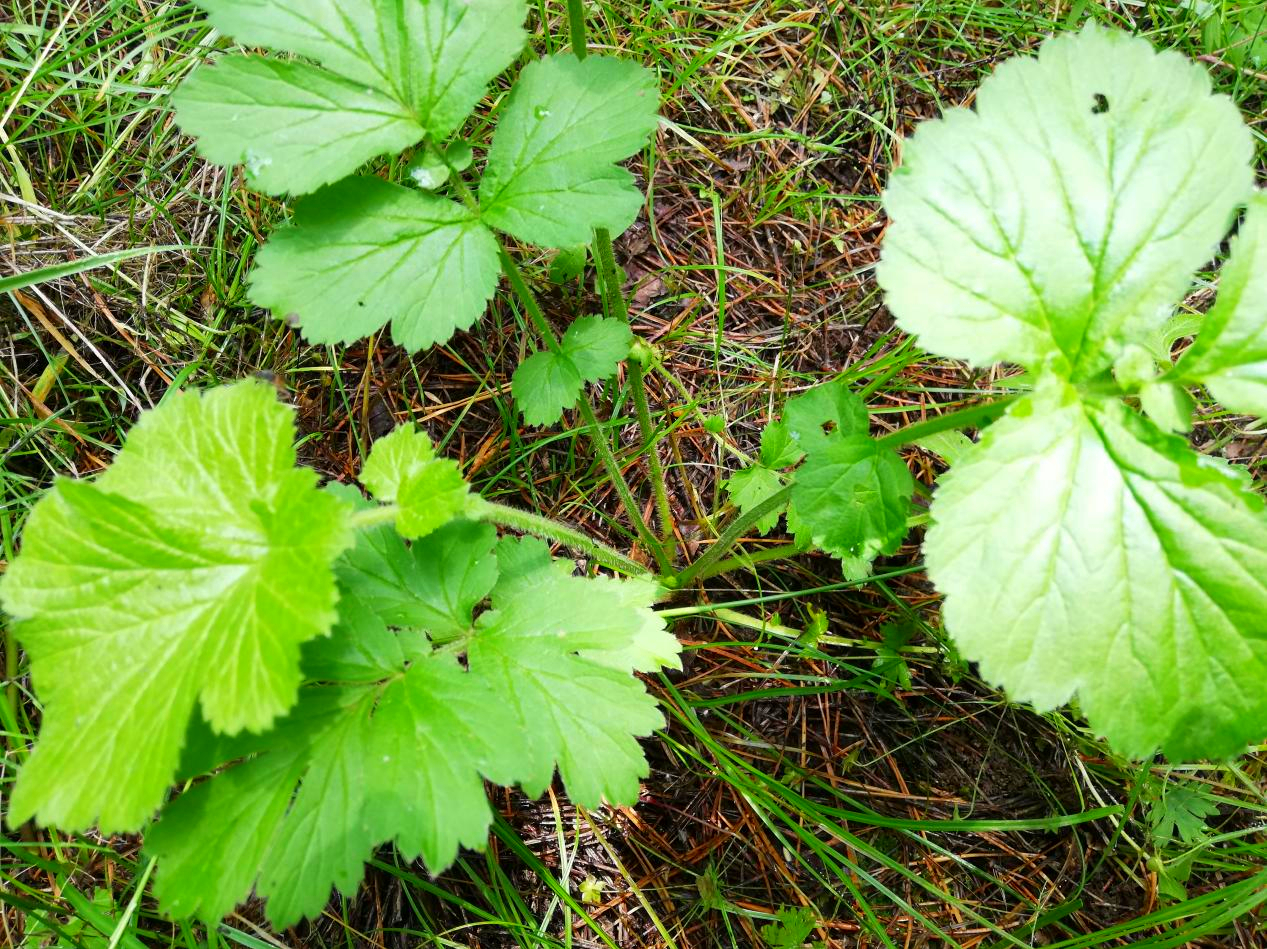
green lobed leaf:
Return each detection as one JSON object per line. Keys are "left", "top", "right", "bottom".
{"left": 148, "top": 655, "right": 515, "bottom": 927}
{"left": 250, "top": 176, "right": 500, "bottom": 352}
{"left": 335, "top": 517, "right": 499, "bottom": 643}
{"left": 1177, "top": 191, "right": 1267, "bottom": 417}
{"left": 0, "top": 381, "right": 353, "bottom": 832}
{"left": 774, "top": 379, "right": 912, "bottom": 575}
{"left": 758, "top": 420, "right": 806, "bottom": 469}
{"left": 480, "top": 54, "right": 660, "bottom": 247}
{"left": 147, "top": 521, "right": 678, "bottom": 927}
{"left": 877, "top": 25, "right": 1254, "bottom": 378}
{"left": 512, "top": 315, "right": 633, "bottom": 425}
{"left": 789, "top": 435, "right": 914, "bottom": 574}
{"left": 723, "top": 464, "right": 788, "bottom": 535}
{"left": 925, "top": 379, "right": 1267, "bottom": 760}
{"left": 170, "top": 57, "right": 423, "bottom": 196}
{"left": 178, "top": 0, "right": 528, "bottom": 195}
{"left": 783, "top": 379, "right": 868, "bottom": 454}
{"left": 360, "top": 423, "right": 474, "bottom": 539}
{"left": 468, "top": 541, "right": 675, "bottom": 805}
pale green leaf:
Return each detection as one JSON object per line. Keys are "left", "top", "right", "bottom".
{"left": 926, "top": 380, "right": 1267, "bottom": 760}
{"left": 1139, "top": 381, "right": 1195, "bottom": 434}
{"left": 469, "top": 564, "right": 673, "bottom": 806}
{"left": 723, "top": 465, "right": 788, "bottom": 534}
{"left": 512, "top": 316, "right": 632, "bottom": 425}
{"left": 360, "top": 424, "right": 473, "bottom": 538}
{"left": 0, "top": 381, "right": 353, "bottom": 832}
{"left": 480, "top": 54, "right": 659, "bottom": 247}
{"left": 181, "top": 0, "right": 527, "bottom": 194}
{"left": 488, "top": 540, "right": 677, "bottom": 674}
{"left": 171, "top": 57, "right": 423, "bottom": 196}
{"left": 1177, "top": 191, "right": 1267, "bottom": 416}
{"left": 877, "top": 25, "right": 1254, "bottom": 377}
{"left": 250, "top": 176, "right": 500, "bottom": 352}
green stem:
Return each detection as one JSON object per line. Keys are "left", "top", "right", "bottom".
{"left": 477, "top": 500, "right": 648, "bottom": 576}
{"left": 670, "top": 486, "right": 792, "bottom": 588}
{"left": 576, "top": 398, "right": 672, "bottom": 572}
{"left": 631, "top": 357, "right": 674, "bottom": 547}
{"left": 566, "top": 0, "right": 588, "bottom": 58}
{"left": 497, "top": 247, "right": 668, "bottom": 570}
{"left": 592, "top": 228, "right": 628, "bottom": 323}
{"left": 692, "top": 541, "right": 810, "bottom": 582}
{"left": 874, "top": 395, "right": 1018, "bottom": 450}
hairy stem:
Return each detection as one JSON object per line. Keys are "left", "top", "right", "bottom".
{"left": 348, "top": 505, "right": 401, "bottom": 530}
{"left": 497, "top": 247, "right": 669, "bottom": 570}
{"left": 476, "top": 500, "right": 648, "bottom": 576}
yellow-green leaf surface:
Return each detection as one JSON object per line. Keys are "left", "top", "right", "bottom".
{"left": 0, "top": 381, "right": 354, "bottom": 831}
{"left": 1177, "top": 191, "right": 1267, "bottom": 416}
{"left": 877, "top": 24, "right": 1254, "bottom": 377}
{"left": 146, "top": 527, "right": 678, "bottom": 927}
{"left": 360, "top": 423, "right": 473, "bottom": 538}
{"left": 926, "top": 381, "right": 1267, "bottom": 760}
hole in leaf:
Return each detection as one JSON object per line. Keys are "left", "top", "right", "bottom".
{"left": 1091, "top": 93, "right": 1109, "bottom": 114}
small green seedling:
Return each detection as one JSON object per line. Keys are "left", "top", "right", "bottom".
{"left": 876, "top": 24, "right": 1267, "bottom": 761}
{"left": 173, "top": 0, "right": 656, "bottom": 424}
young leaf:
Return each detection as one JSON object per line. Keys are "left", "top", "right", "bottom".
{"left": 723, "top": 465, "right": 788, "bottom": 534}
{"left": 171, "top": 57, "right": 424, "bottom": 197}
{"left": 759, "top": 420, "right": 806, "bottom": 469}
{"left": 790, "top": 436, "right": 913, "bottom": 575}
{"left": 1176, "top": 191, "right": 1267, "bottom": 417}
{"left": 925, "top": 380, "right": 1267, "bottom": 760}
{"left": 512, "top": 315, "right": 633, "bottom": 425}
{"left": 761, "top": 906, "right": 818, "bottom": 949}
{"left": 360, "top": 423, "right": 473, "bottom": 538}
{"left": 877, "top": 25, "right": 1254, "bottom": 377}
{"left": 176, "top": 0, "right": 528, "bottom": 195}
{"left": 249, "top": 177, "right": 500, "bottom": 351}
{"left": 479, "top": 54, "right": 660, "bottom": 247}
{"left": 0, "top": 381, "right": 353, "bottom": 832}
{"left": 1148, "top": 785, "right": 1221, "bottom": 845}
{"left": 778, "top": 379, "right": 913, "bottom": 575}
